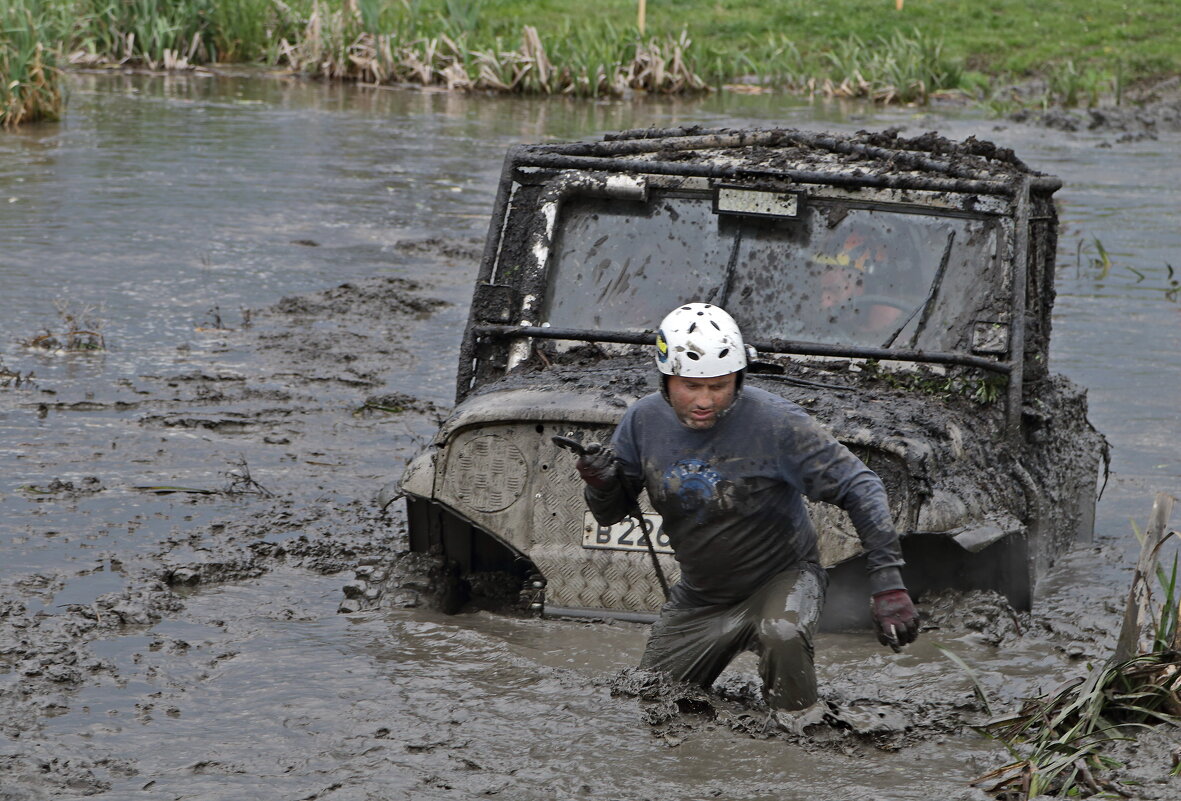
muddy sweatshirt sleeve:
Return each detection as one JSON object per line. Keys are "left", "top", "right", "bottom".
{"left": 583, "top": 407, "right": 645, "bottom": 526}
{"left": 782, "top": 411, "right": 906, "bottom": 595}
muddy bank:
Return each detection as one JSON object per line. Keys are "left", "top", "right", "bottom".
{"left": 1008, "top": 78, "right": 1181, "bottom": 139}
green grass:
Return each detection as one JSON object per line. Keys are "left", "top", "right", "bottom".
{"left": 2, "top": 0, "right": 1179, "bottom": 126}
{"left": 470, "top": 0, "right": 1179, "bottom": 83}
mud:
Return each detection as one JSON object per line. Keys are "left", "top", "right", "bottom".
{"left": 1, "top": 253, "right": 1134, "bottom": 798}
{"left": 0, "top": 246, "right": 461, "bottom": 797}
{"left": 605, "top": 664, "right": 955, "bottom": 752}
{"left": 590, "top": 580, "right": 1180, "bottom": 801}
{"left": 1008, "top": 78, "right": 1181, "bottom": 140}
{"left": 339, "top": 551, "right": 465, "bottom": 615}
{"left": 577, "top": 579, "right": 1181, "bottom": 801}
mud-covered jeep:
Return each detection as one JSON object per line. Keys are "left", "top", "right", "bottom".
{"left": 394, "top": 127, "right": 1105, "bottom": 627}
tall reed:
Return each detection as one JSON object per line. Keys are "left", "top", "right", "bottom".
{"left": 0, "top": 0, "right": 63, "bottom": 128}
{"left": 71, "top": 0, "right": 212, "bottom": 68}
{"left": 820, "top": 28, "right": 961, "bottom": 103}
{"left": 278, "top": 4, "right": 708, "bottom": 97}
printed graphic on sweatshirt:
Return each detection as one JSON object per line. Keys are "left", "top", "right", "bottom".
{"left": 660, "top": 458, "right": 739, "bottom": 524}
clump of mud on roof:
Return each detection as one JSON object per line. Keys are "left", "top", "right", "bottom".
{"left": 592, "top": 125, "right": 1040, "bottom": 180}
{"left": 471, "top": 349, "right": 655, "bottom": 406}
{"left": 742, "top": 127, "right": 1036, "bottom": 180}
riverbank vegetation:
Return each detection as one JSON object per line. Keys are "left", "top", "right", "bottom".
{"left": 2, "top": 0, "right": 1179, "bottom": 127}
{"left": 965, "top": 495, "right": 1181, "bottom": 800}
{"left": 1, "top": 0, "right": 62, "bottom": 127}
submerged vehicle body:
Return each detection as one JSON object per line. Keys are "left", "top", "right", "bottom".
{"left": 397, "top": 127, "right": 1105, "bottom": 628}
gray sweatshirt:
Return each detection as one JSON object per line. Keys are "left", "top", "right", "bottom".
{"left": 585, "top": 385, "right": 905, "bottom": 608}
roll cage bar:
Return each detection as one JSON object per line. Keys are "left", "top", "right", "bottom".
{"left": 470, "top": 325, "right": 1010, "bottom": 376}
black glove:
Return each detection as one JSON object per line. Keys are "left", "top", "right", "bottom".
{"left": 871, "top": 589, "right": 920, "bottom": 652}
{"left": 575, "top": 443, "right": 618, "bottom": 491}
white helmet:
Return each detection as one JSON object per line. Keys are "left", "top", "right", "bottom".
{"left": 655, "top": 303, "right": 749, "bottom": 378}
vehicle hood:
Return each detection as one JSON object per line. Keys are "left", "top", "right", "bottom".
{"left": 442, "top": 363, "right": 1007, "bottom": 485}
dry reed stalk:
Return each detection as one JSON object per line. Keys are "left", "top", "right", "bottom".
{"left": 520, "top": 26, "right": 551, "bottom": 93}
{"left": 278, "top": 9, "right": 707, "bottom": 98}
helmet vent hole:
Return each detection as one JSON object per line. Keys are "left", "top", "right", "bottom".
{"left": 711, "top": 321, "right": 720, "bottom": 330}
{"left": 718, "top": 348, "right": 729, "bottom": 358}
{"left": 686, "top": 352, "right": 700, "bottom": 360}
{"left": 687, "top": 322, "right": 697, "bottom": 333}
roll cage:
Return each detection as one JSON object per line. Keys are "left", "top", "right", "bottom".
{"left": 457, "top": 127, "right": 1060, "bottom": 434}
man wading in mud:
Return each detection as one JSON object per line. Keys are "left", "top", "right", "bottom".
{"left": 574, "top": 302, "right": 920, "bottom": 726}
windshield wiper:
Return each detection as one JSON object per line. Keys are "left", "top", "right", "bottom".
{"left": 881, "top": 230, "right": 955, "bottom": 349}
{"left": 711, "top": 228, "right": 744, "bottom": 308}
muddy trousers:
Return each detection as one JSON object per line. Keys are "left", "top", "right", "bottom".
{"left": 638, "top": 565, "right": 827, "bottom": 711}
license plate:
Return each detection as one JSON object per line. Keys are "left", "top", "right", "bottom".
{"left": 582, "top": 511, "right": 672, "bottom": 554}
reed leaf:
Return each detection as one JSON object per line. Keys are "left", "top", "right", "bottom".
{"left": 0, "top": 0, "right": 63, "bottom": 128}
{"left": 971, "top": 652, "right": 1181, "bottom": 798}
{"left": 935, "top": 644, "right": 994, "bottom": 717}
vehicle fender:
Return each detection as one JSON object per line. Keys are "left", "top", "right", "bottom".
{"left": 948, "top": 514, "right": 1025, "bottom": 553}
{"left": 399, "top": 449, "right": 437, "bottom": 499}
{"left": 438, "top": 387, "right": 633, "bottom": 442}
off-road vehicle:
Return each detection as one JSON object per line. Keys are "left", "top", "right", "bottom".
{"left": 390, "top": 126, "right": 1105, "bottom": 627}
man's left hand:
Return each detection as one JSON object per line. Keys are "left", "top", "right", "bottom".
{"left": 575, "top": 444, "right": 618, "bottom": 491}
{"left": 871, "top": 589, "right": 919, "bottom": 651}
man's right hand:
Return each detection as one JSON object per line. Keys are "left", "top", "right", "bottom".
{"left": 871, "top": 589, "right": 920, "bottom": 651}
{"left": 575, "top": 443, "right": 618, "bottom": 491}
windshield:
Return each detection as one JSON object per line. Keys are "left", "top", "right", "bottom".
{"left": 542, "top": 189, "right": 1005, "bottom": 352}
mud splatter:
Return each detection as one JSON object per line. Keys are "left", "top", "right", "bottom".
{"left": 605, "top": 664, "right": 956, "bottom": 753}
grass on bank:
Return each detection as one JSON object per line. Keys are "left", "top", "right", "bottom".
{"left": 3, "top": 0, "right": 1180, "bottom": 127}
{"left": 955, "top": 495, "right": 1181, "bottom": 800}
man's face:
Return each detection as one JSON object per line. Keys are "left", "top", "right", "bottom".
{"left": 666, "top": 373, "right": 738, "bottom": 430}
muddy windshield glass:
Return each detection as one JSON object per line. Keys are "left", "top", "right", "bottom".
{"left": 543, "top": 189, "right": 1005, "bottom": 351}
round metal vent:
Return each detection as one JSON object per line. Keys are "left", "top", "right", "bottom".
{"left": 447, "top": 433, "right": 528, "bottom": 513}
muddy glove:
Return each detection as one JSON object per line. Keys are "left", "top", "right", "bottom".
{"left": 575, "top": 443, "right": 618, "bottom": 491}
{"left": 871, "top": 589, "right": 920, "bottom": 652}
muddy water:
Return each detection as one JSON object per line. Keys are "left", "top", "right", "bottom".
{"left": 2, "top": 71, "right": 1179, "bottom": 799}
